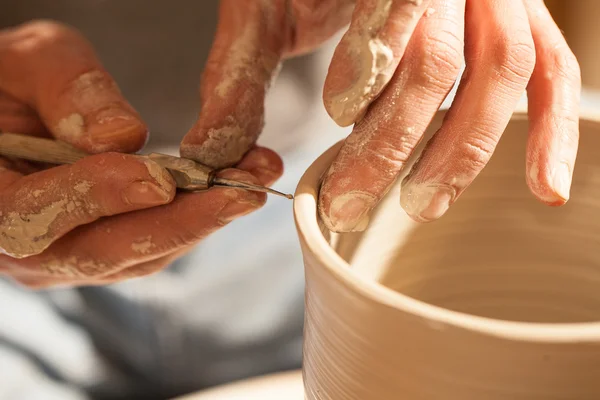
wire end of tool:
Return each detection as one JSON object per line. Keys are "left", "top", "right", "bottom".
{"left": 213, "top": 177, "right": 294, "bottom": 199}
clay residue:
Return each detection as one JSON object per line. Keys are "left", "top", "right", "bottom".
{"left": 142, "top": 158, "right": 172, "bottom": 190}
{"left": 131, "top": 235, "right": 154, "bottom": 255}
{"left": 74, "top": 181, "right": 93, "bottom": 194}
{"left": 399, "top": 182, "right": 456, "bottom": 222}
{"left": 56, "top": 113, "right": 84, "bottom": 140}
{"left": 327, "top": 0, "right": 396, "bottom": 126}
{"left": 0, "top": 199, "right": 68, "bottom": 258}
{"left": 183, "top": 125, "right": 254, "bottom": 169}
{"left": 42, "top": 255, "right": 107, "bottom": 278}
{"left": 214, "top": 14, "right": 280, "bottom": 99}
{"left": 324, "top": 191, "right": 377, "bottom": 232}
{"left": 191, "top": 8, "right": 280, "bottom": 168}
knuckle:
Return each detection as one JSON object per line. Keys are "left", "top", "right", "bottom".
{"left": 415, "top": 31, "right": 463, "bottom": 91}
{"left": 459, "top": 134, "right": 496, "bottom": 173}
{"left": 492, "top": 33, "right": 536, "bottom": 84}
{"left": 364, "top": 145, "right": 409, "bottom": 171}
{"left": 545, "top": 45, "right": 581, "bottom": 83}
{"left": 368, "top": 133, "right": 417, "bottom": 166}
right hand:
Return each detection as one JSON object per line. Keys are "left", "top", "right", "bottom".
{"left": 190, "top": 0, "right": 579, "bottom": 233}
{"left": 0, "top": 21, "right": 283, "bottom": 288}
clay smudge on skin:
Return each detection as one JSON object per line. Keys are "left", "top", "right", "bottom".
{"left": 324, "top": 191, "right": 377, "bottom": 232}
{"left": 185, "top": 5, "right": 280, "bottom": 168}
{"left": 214, "top": 4, "right": 280, "bottom": 99}
{"left": 327, "top": 0, "right": 396, "bottom": 126}
{"left": 74, "top": 181, "right": 93, "bottom": 194}
{"left": 42, "top": 256, "right": 85, "bottom": 278}
{"left": 528, "top": 159, "right": 570, "bottom": 204}
{"left": 141, "top": 158, "right": 173, "bottom": 190}
{"left": 187, "top": 125, "right": 255, "bottom": 169}
{"left": 131, "top": 235, "right": 154, "bottom": 255}
{"left": 56, "top": 113, "right": 84, "bottom": 140}
{"left": 0, "top": 199, "right": 68, "bottom": 258}
{"left": 399, "top": 181, "right": 457, "bottom": 222}
{"left": 42, "top": 255, "right": 107, "bottom": 278}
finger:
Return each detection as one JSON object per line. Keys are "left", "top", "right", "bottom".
{"left": 97, "top": 249, "right": 186, "bottom": 283}
{"left": 6, "top": 161, "right": 267, "bottom": 278}
{"left": 285, "top": 0, "right": 356, "bottom": 57}
{"left": 236, "top": 146, "right": 284, "bottom": 187}
{"left": 523, "top": 0, "right": 580, "bottom": 206}
{"left": 0, "top": 159, "right": 23, "bottom": 190}
{"left": 0, "top": 20, "right": 147, "bottom": 153}
{"left": 0, "top": 92, "right": 48, "bottom": 137}
{"left": 399, "top": 0, "right": 536, "bottom": 222}
{"left": 8, "top": 249, "right": 186, "bottom": 288}
{"left": 180, "top": 1, "right": 288, "bottom": 168}
{"left": 319, "top": 0, "right": 464, "bottom": 232}
{"left": 0, "top": 92, "right": 51, "bottom": 175}
{"left": 323, "top": 0, "right": 432, "bottom": 127}
{"left": 0, "top": 153, "right": 176, "bottom": 258}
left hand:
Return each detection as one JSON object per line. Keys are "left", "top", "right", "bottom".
{"left": 0, "top": 21, "right": 284, "bottom": 288}
{"left": 185, "top": 0, "right": 580, "bottom": 232}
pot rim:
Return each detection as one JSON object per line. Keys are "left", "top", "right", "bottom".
{"left": 294, "top": 110, "right": 600, "bottom": 343}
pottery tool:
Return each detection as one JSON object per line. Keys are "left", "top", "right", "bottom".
{"left": 0, "top": 132, "right": 293, "bottom": 199}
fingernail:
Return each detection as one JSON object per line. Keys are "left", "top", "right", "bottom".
{"left": 400, "top": 182, "right": 456, "bottom": 222}
{"left": 88, "top": 108, "right": 147, "bottom": 152}
{"left": 552, "top": 162, "right": 572, "bottom": 201}
{"left": 218, "top": 200, "right": 262, "bottom": 223}
{"left": 122, "top": 181, "right": 171, "bottom": 206}
{"left": 92, "top": 108, "right": 142, "bottom": 139}
{"left": 326, "top": 192, "right": 376, "bottom": 232}
{"left": 95, "top": 107, "right": 136, "bottom": 125}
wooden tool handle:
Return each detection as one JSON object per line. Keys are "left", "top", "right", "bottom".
{"left": 0, "top": 132, "right": 295, "bottom": 198}
{"left": 0, "top": 132, "right": 89, "bottom": 165}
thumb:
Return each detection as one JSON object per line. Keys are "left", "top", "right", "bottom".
{"left": 0, "top": 20, "right": 147, "bottom": 153}
{"left": 179, "top": 0, "right": 289, "bottom": 168}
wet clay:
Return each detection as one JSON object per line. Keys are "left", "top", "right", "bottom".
{"left": 0, "top": 199, "right": 69, "bottom": 258}
{"left": 131, "top": 235, "right": 155, "bottom": 255}
{"left": 181, "top": 1, "right": 281, "bottom": 168}
{"left": 294, "top": 110, "right": 600, "bottom": 399}
{"left": 327, "top": 0, "right": 395, "bottom": 126}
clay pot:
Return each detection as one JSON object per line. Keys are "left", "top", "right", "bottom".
{"left": 294, "top": 110, "right": 600, "bottom": 400}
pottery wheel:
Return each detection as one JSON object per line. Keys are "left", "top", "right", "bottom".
{"left": 173, "top": 370, "right": 303, "bottom": 400}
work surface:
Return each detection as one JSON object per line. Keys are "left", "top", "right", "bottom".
{"left": 174, "top": 370, "right": 303, "bottom": 400}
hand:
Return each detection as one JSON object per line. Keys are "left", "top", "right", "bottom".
{"left": 188, "top": 0, "right": 580, "bottom": 232}
{"left": 0, "top": 21, "right": 283, "bottom": 288}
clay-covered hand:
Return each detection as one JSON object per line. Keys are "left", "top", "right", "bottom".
{"left": 186, "top": 0, "right": 580, "bottom": 232}
{"left": 0, "top": 21, "right": 283, "bottom": 288}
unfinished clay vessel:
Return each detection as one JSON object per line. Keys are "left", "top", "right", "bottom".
{"left": 294, "top": 110, "right": 600, "bottom": 400}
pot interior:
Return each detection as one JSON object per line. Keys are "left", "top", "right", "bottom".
{"left": 323, "top": 116, "right": 600, "bottom": 324}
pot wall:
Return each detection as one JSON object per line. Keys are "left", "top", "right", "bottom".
{"left": 295, "top": 111, "right": 600, "bottom": 400}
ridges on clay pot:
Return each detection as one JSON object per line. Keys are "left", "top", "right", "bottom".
{"left": 294, "top": 110, "right": 600, "bottom": 400}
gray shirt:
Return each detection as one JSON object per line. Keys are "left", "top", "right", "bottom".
{"left": 0, "top": 1, "right": 349, "bottom": 399}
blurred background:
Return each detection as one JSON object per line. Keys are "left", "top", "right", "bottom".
{"left": 0, "top": 1, "right": 599, "bottom": 400}
{"left": 546, "top": 0, "right": 600, "bottom": 89}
